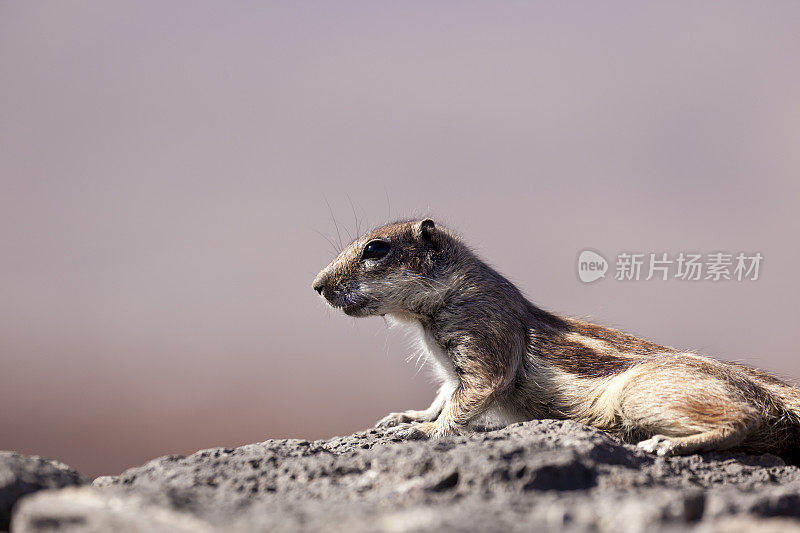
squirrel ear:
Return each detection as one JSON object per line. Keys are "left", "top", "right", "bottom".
{"left": 414, "top": 219, "right": 436, "bottom": 241}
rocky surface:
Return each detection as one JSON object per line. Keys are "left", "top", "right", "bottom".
{"left": 0, "top": 452, "right": 86, "bottom": 531}
{"left": 9, "top": 420, "right": 800, "bottom": 532}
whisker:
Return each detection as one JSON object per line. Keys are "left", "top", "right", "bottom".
{"left": 384, "top": 186, "right": 392, "bottom": 224}
{"left": 346, "top": 193, "right": 361, "bottom": 240}
{"left": 313, "top": 229, "right": 341, "bottom": 257}
{"left": 324, "top": 196, "right": 343, "bottom": 252}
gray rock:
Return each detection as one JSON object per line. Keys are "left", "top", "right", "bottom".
{"left": 0, "top": 452, "right": 86, "bottom": 531}
{"left": 12, "top": 488, "right": 213, "bottom": 533}
{"left": 11, "top": 420, "right": 800, "bottom": 532}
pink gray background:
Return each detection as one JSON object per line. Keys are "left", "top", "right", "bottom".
{"left": 2, "top": 2, "right": 799, "bottom": 477}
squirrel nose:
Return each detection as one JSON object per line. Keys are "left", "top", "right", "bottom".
{"left": 312, "top": 275, "right": 326, "bottom": 295}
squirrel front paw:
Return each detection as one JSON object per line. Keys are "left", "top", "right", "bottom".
{"left": 386, "top": 421, "right": 462, "bottom": 440}
{"left": 375, "top": 410, "right": 428, "bottom": 428}
{"left": 386, "top": 422, "right": 438, "bottom": 440}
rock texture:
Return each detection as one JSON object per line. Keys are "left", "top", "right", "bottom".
{"left": 0, "top": 452, "right": 86, "bottom": 531}
{"left": 10, "top": 420, "right": 800, "bottom": 532}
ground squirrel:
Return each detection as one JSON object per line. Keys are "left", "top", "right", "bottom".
{"left": 312, "top": 219, "right": 800, "bottom": 457}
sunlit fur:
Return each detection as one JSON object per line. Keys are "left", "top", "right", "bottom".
{"left": 313, "top": 219, "right": 800, "bottom": 457}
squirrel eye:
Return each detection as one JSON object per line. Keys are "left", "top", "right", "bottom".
{"left": 361, "top": 240, "right": 391, "bottom": 261}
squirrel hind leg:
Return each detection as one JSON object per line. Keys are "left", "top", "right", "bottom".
{"left": 636, "top": 420, "right": 757, "bottom": 457}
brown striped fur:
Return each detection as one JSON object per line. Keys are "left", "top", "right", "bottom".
{"left": 312, "top": 219, "right": 800, "bottom": 458}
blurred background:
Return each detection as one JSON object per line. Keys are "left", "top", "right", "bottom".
{"left": 1, "top": 2, "right": 799, "bottom": 478}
